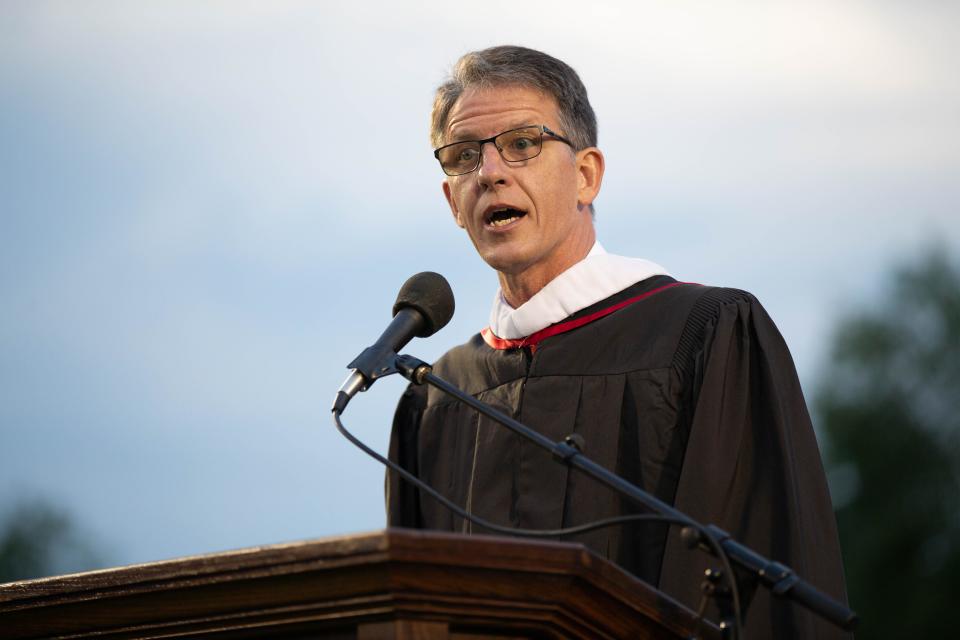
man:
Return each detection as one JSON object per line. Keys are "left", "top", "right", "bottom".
{"left": 388, "top": 45, "right": 848, "bottom": 638}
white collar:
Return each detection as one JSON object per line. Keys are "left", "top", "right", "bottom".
{"left": 488, "top": 242, "right": 671, "bottom": 339}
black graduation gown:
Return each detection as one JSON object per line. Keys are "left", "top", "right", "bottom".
{"left": 387, "top": 275, "right": 849, "bottom": 638}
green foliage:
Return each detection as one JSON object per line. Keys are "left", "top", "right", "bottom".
{"left": 816, "top": 248, "right": 960, "bottom": 638}
{"left": 0, "top": 500, "right": 103, "bottom": 583}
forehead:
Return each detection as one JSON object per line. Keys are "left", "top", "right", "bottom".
{"left": 445, "top": 84, "right": 560, "bottom": 141}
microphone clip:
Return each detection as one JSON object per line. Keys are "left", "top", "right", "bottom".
{"left": 332, "top": 346, "right": 402, "bottom": 414}
{"left": 347, "top": 344, "right": 400, "bottom": 385}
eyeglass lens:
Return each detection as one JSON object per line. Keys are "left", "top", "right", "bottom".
{"left": 437, "top": 126, "right": 544, "bottom": 176}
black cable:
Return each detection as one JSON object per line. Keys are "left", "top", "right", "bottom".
{"left": 332, "top": 408, "right": 744, "bottom": 637}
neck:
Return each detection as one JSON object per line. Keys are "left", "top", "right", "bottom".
{"left": 498, "top": 227, "right": 596, "bottom": 308}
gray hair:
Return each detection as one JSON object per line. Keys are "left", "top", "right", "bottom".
{"left": 430, "top": 45, "right": 598, "bottom": 151}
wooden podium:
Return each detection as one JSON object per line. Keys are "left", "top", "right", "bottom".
{"left": 0, "top": 528, "right": 719, "bottom": 639}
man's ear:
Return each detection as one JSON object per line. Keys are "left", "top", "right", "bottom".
{"left": 442, "top": 180, "right": 465, "bottom": 228}
{"left": 575, "top": 147, "right": 605, "bottom": 209}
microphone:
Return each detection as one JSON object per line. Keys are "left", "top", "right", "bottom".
{"left": 333, "top": 272, "right": 454, "bottom": 413}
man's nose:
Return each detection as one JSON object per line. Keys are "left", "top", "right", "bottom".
{"left": 476, "top": 141, "right": 508, "bottom": 184}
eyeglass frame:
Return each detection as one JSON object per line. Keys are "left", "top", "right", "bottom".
{"left": 433, "top": 124, "right": 575, "bottom": 176}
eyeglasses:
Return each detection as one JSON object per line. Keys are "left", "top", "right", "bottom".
{"left": 433, "top": 125, "right": 574, "bottom": 176}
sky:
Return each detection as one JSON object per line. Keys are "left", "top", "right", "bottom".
{"left": 1, "top": 1, "right": 958, "bottom": 574}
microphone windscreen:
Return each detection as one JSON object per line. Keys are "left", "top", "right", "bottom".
{"left": 393, "top": 272, "right": 455, "bottom": 337}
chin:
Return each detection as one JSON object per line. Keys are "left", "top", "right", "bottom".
{"left": 480, "top": 248, "right": 532, "bottom": 276}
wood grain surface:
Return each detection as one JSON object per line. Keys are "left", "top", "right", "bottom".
{"left": 0, "top": 528, "right": 719, "bottom": 639}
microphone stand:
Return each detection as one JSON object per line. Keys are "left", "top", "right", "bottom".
{"left": 394, "top": 354, "right": 858, "bottom": 634}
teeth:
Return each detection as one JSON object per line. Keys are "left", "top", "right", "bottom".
{"left": 488, "top": 208, "right": 524, "bottom": 227}
{"left": 490, "top": 214, "right": 520, "bottom": 227}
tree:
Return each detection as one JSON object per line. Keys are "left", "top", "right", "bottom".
{"left": 0, "top": 500, "right": 103, "bottom": 583}
{"left": 816, "top": 248, "right": 960, "bottom": 638}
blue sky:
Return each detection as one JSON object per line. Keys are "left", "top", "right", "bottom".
{"left": 1, "top": 1, "right": 958, "bottom": 573}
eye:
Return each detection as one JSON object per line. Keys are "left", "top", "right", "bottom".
{"left": 457, "top": 147, "right": 479, "bottom": 163}
{"left": 509, "top": 135, "right": 537, "bottom": 151}
{"left": 439, "top": 143, "right": 480, "bottom": 171}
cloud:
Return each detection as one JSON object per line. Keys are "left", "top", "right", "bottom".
{"left": 0, "top": 0, "right": 958, "bottom": 567}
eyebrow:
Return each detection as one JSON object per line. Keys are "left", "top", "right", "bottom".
{"left": 447, "top": 122, "right": 539, "bottom": 144}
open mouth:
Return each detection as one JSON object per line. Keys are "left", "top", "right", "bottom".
{"left": 487, "top": 207, "right": 527, "bottom": 228}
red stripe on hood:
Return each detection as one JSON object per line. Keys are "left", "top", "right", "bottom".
{"left": 481, "top": 281, "right": 687, "bottom": 352}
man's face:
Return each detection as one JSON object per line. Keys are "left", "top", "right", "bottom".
{"left": 440, "top": 84, "right": 602, "bottom": 289}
